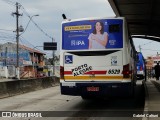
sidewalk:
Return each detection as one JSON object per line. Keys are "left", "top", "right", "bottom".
{"left": 143, "top": 79, "right": 160, "bottom": 120}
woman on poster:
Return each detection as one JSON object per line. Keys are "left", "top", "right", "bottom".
{"left": 88, "top": 21, "right": 108, "bottom": 49}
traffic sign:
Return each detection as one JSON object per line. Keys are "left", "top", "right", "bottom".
{"left": 43, "top": 42, "right": 57, "bottom": 50}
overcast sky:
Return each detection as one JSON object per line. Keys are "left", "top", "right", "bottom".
{"left": 0, "top": 0, "right": 160, "bottom": 58}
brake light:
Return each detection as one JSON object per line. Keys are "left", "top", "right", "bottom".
{"left": 122, "top": 64, "right": 130, "bottom": 78}
{"left": 140, "top": 66, "right": 143, "bottom": 71}
{"left": 60, "top": 66, "right": 64, "bottom": 79}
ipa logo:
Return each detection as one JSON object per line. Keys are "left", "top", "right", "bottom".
{"left": 71, "top": 40, "right": 85, "bottom": 46}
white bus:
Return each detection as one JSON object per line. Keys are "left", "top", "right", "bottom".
{"left": 60, "top": 17, "right": 137, "bottom": 99}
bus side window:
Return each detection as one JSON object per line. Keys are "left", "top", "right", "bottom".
{"left": 109, "top": 24, "right": 120, "bottom": 33}
{"left": 137, "top": 55, "right": 139, "bottom": 62}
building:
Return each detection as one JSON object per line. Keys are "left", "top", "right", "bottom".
{"left": 145, "top": 54, "right": 160, "bottom": 78}
{"left": 0, "top": 42, "right": 45, "bottom": 78}
{"left": 146, "top": 56, "right": 153, "bottom": 70}
{"left": 146, "top": 54, "right": 160, "bottom": 69}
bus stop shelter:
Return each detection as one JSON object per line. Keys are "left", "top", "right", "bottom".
{"left": 108, "top": 0, "right": 160, "bottom": 41}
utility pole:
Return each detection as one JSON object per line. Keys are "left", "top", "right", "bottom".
{"left": 52, "top": 38, "right": 55, "bottom": 76}
{"left": 13, "top": 2, "right": 22, "bottom": 79}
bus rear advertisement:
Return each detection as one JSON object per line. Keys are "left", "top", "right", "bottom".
{"left": 60, "top": 17, "right": 137, "bottom": 99}
{"left": 62, "top": 18, "right": 123, "bottom": 50}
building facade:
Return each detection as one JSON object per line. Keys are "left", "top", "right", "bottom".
{"left": 0, "top": 42, "right": 45, "bottom": 78}
{"left": 146, "top": 54, "right": 160, "bottom": 69}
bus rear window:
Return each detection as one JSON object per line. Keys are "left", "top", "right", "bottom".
{"left": 109, "top": 24, "right": 120, "bottom": 33}
{"left": 67, "top": 50, "right": 120, "bottom": 56}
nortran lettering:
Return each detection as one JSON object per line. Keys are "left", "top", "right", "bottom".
{"left": 72, "top": 64, "right": 92, "bottom": 76}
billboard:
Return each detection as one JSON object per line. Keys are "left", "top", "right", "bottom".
{"left": 62, "top": 19, "right": 123, "bottom": 50}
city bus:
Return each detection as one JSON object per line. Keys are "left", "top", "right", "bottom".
{"left": 60, "top": 17, "right": 137, "bottom": 99}
{"left": 136, "top": 52, "right": 146, "bottom": 80}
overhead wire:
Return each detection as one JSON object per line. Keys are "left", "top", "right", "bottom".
{"left": 0, "top": 32, "right": 15, "bottom": 40}
{"left": 0, "top": 0, "right": 38, "bottom": 49}
{"left": 1, "top": 0, "right": 16, "bottom": 6}
{"left": 0, "top": 0, "right": 55, "bottom": 54}
{"left": 20, "top": 4, "right": 55, "bottom": 41}
{"left": 139, "top": 41, "right": 154, "bottom": 47}
{"left": 19, "top": 36, "right": 35, "bottom": 48}
{"left": 19, "top": 36, "right": 45, "bottom": 54}
{"left": 141, "top": 48, "right": 160, "bottom": 51}
{"left": 0, "top": 29, "right": 14, "bottom": 32}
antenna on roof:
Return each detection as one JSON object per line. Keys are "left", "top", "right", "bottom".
{"left": 62, "top": 14, "right": 67, "bottom": 19}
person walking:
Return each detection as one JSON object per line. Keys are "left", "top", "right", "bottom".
{"left": 154, "top": 63, "right": 160, "bottom": 80}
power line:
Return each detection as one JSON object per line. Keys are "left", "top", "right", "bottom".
{"left": 0, "top": 31, "right": 15, "bottom": 35}
{"left": 1, "top": 0, "right": 55, "bottom": 42}
{"left": 0, "top": 39, "right": 16, "bottom": 42}
{"left": 141, "top": 48, "right": 160, "bottom": 51}
{"left": 135, "top": 41, "right": 155, "bottom": 52}
{"left": 1, "top": 0, "right": 16, "bottom": 6}
{"left": 19, "top": 36, "right": 35, "bottom": 48}
{"left": 0, "top": 29, "right": 14, "bottom": 32}
{"left": 140, "top": 41, "right": 154, "bottom": 47}
{"left": 0, "top": 32, "right": 16, "bottom": 43}
{"left": 0, "top": 36, "right": 15, "bottom": 39}
{"left": 20, "top": 4, "right": 55, "bottom": 41}
{"left": 19, "top": 36, "right": 45, "bottom": 53}
{"left": 0, "top": 32, "right": 15, "bottom": 39}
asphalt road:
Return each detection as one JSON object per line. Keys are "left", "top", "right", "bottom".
{"left": 0, "top": 80, "right": 144, "bottom": 120}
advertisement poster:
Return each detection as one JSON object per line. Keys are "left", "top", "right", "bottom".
{"left": 62, "top": 19, "right": 123, "bottom": 50}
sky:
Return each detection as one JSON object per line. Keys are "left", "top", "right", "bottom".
{"left": 0, "top": 0, "right": 160, "bottom": 58}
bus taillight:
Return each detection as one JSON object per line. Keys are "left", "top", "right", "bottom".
{"left": 60, "top": 66, "right": 64, "bottom": 79}
{"left": 140, "top": 66, "right": 143, "bottom": 71}
{"left": 122, "top": 64, "right": 130, "bottom": 78}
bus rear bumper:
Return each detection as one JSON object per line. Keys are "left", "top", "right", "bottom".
{"left": 60, "top": 82, "right": 133, "bottom": 97}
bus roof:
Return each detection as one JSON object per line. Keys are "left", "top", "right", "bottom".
{"left": 62, "top": 16, "right": 125, "bottom": 23}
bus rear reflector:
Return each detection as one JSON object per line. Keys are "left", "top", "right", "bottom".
{"left": 60, "top": 66, "right": 64, "bottom": 79}
{"left": 122, "top": 64, "right": 130, "bottom": 78}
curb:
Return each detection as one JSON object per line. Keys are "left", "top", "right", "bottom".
{"left": 142, "top": 80, "right": 149, "bottom": 120}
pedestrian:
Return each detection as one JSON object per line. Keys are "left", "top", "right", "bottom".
{"left": 154, "top": 63, "right": 160, "bottom": 80}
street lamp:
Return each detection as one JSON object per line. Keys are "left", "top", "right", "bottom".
{"left": 20, "top": 14, "right": 39, "bottom": 36}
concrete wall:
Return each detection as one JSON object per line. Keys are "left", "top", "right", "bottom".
{"left": 0, "top": 76, "right": 59, "bottom": 99}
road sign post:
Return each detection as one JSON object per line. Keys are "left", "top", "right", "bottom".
{"left": 43, "top": 42, "right": 57, "bottom": 76}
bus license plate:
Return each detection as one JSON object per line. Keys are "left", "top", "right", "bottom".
{"left": 87, "top": 87, "right": 99, "bottom": 91}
